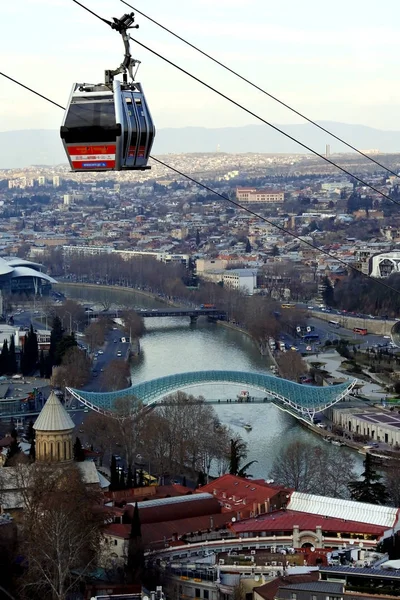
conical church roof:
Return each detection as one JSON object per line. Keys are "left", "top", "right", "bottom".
{"left": 33, "top": 391, "right": 75, "bottom": 432}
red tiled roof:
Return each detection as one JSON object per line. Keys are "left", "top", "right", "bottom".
{"left": 232, "top": 509, "right": 387, "bottom": 536}
{"left": 105, "top": 512, "right": 236, "bottom": 546}
{"left": 199, "top": 474, "right": 288, "bottom": 510}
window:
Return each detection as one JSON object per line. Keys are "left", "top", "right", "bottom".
{"left": 114, "top": 539, "right": 118, "bottom": 546}
{"left": 291, "top": 594, "right": 297, "bottom": 600}
{"left": 204, "top": 591, "right": 209, "bottom": 600}
{"left": 195, "top": 589, "right": 200, "bottom": 598}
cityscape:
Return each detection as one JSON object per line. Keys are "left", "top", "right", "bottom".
{"left": 2, "top": 1, "right": 400, "bottom": 599}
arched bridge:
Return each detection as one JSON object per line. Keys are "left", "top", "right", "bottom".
{"left": 67, "top": 370, "right": 357, "bottom": 423}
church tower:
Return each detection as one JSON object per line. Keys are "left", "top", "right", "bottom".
{"left": 33, "top": 391, "right": 75, "bottom": 462}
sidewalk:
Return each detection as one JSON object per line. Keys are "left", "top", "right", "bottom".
{"left": 305, "top": 351, "right": 387, "bottom": 400}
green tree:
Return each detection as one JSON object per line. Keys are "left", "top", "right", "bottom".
{"left": 119, "top": 469, "right": 126, "bottom": 490}
{"left": 49, "top": 315, "right": 63, "bottom": 367}
{"left": 126, "top": 502, "right": 144, "bottom": 584}
{"left": 229, "top": 437, "right": 257, "bottom": 477}
{"left": 21, "top": 325, "right": 39, "bottom": 375}
{"left": 321, "top": 276, "right": 335, "bottom": 307}
{"left": 73, "top": 437, "right": 85, "bottom": 462}
{"left": 26, "top": 420, "right": 35, "bottom": 443}
{"left": 5, "top": 437, "right": 21, "bottom": 466}
{"left": 196, "top": 229, "right": 201, "bottom": 246}
{"left": 8, "top": 335, "right": 17, "bottom": 374}
{"left": 39, "top": 349, "right": 45, "bottom": 378}
{"left": 245, "top": 238, "right": 252, "bottom": 253}
{"left": 1, "top": 340, "right": 9, "bottom": 375}
{"left": 348, "top": 453, "right": 389, "bottom": 504}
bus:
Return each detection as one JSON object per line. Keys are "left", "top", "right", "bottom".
{"left": 353, "top": 327, "right": 368, "bottom": 335}
{"left": 329, "top": 320, "right": 340, "bottom": 328}
{"left": 302, "top": 333, "right": 320, "bottom": 342}
{"left": 281, "top": 303, "right": 296, "bottom": 309}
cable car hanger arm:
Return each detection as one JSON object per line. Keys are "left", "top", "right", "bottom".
{"left": 71, "top": 1, "right": 140, "bottom": 85}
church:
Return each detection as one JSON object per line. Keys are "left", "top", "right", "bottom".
{"left": 0, "top": 391, "right": 109, "bottom": 516}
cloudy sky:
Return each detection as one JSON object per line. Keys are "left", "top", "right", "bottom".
{"left": 1, "top": 0, "right": 399, "bottom": 132}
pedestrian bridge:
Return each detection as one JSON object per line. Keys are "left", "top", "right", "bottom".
{"left": 67, "top": 370, "right": 357, "bottom": 422}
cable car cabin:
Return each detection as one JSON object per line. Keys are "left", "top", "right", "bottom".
{"left": 60, "top": 80, "right": 155, "bottom": 172}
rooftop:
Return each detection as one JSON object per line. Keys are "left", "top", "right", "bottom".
{"left": 33, "top": 391, "right": 74, "bottom": 432}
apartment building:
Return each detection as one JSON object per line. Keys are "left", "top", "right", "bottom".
{"left": 236, "top": 187, "right": 284, "bottom": 204}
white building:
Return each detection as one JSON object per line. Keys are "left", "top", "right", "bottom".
{"left": 222, "top": 269, "right": 258, "bottom": 295}
{"left": 370, "top": 251, "right": 400, "bottom": 277}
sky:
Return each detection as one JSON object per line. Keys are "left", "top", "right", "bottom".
{"left": 1, "top": 0, "right": 400, "bottom": 133}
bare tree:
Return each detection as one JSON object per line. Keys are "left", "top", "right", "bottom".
{"left": 100, "top": 359, "right": 131, "bottom": 392}
{"left": 270, "top": 441, "right": 356, "bottom": 498}
{"left": 17, "top": 462, "right": 104, "bottom": 600}
{"left": 277, "top": 352, "right": 307, "bottom": 381}
{"left": 385, "top": 467, "right": 400, "bottom": 506}
{"left": 51, "top": 347, "right": 91, "bottom": 389}
{"left": 120, "top": 309, "right": 145, "bottom": 339}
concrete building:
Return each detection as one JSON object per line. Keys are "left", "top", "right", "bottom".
{"left": 222, "top": 269, "right": 258, "bottom": 295}
{"left": 236, "top": 187, "right": 284, "bottom": 204}
{"left": 370, "top": 251, "right": 400, "bottom": 277}
{"left": 331, "top": 406, "right": 400, "bottom": 446}
{"left": 0, "top": 257, "right": 56, "bottom": 296}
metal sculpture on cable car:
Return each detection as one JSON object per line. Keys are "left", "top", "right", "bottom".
{"left": 60, "top": 12, "right": 155, "bottom": 172}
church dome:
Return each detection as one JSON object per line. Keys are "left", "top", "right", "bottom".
{"left": 33, "top": 391, "right": 74, "bottom": 432}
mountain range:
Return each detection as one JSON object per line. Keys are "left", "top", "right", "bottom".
{"left": 1, "top": 121, "right": 400, "bottom": 169}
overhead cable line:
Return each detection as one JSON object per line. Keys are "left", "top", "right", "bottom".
{"left": 1, "top": 70, "right": 400, "bottom": 299}
{"left": 70, "top": 0, "right": 400, "bottom": 210}
{"left": 120, "top": 0, "right": 400, "bottom": 180}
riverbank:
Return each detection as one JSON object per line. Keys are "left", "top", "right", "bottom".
{"left": 58, "top": 281, "right": 274, "bottom": 360}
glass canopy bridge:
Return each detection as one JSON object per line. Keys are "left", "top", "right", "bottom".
{"left": 67, "top": 370, "right": 357, "bottom": 423}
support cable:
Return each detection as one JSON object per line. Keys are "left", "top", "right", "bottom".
{"left": 1, "top": 67, "right": 400, "bottom": 297}
{"left": 70, "top": 0, "right": 400, "bottom": 209}
{"left": 120, "top": 0, "right": 400, "bottom": 179}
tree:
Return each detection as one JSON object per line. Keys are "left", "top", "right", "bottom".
{"left": 126, "top": 502, "right": 144, "bottom": 585}
{"left": 18, "top": 462, "right": 104, "bottom": 600}
{"left": 29, "top": 440, "right": 36, "bottom": 462}
{"left": 245, "top": 238, "right": 252, "bottom": 253}
{"left": 348, "top": 453, "right": 389, "bottom": 504}
{"left": 119, "top": 469, "right": 126, "bottom": 490}
{"left": 100, "top": 360, "right": 130, "bottom": 392}
{"left": 270, "top": 441, "right": 356, "bottom": 497}
{"left": 49, "top": 315, "right": 63, "bottom": 367}
{"left": 8, "top": 336, "right": 17, "bottom": 374}
{"left": 39, "top": 349, "right": 45, "bottom": 378}
{"left": 5, "top": 437, "right": 22, "bottom": 466}
{"left": 321, "top": 276, "right": 335, "bottom": 307}
{"left": 229, "top": 436, "right": 257, "bottom": 478}
{"left": 73, "top": 437, "right": 85, "bottom": 462}
{"left": 385, "top": 467, "right": 400, "bottom": 506}
{"left": 20, "top": 326, "right": 39, "bottom": 375}
{"left": 26, "top": 420, "right": 35, "bottom": 443}
{"left": 1, "top": 340, "right": 9, "bottom": 375}
{"left": 51, "top": 347, "right": 91, "bottom": 389}
{"left": 120, "top": 310, "right": 145, "bottom": 339}
{"left": 277, "top": 352, "right": 307, "bottom": 381}
{"left": 196, "top": 229, "right": 201, "bottom": 246}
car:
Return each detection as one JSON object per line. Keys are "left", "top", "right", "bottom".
{"left": 117, "top": 351, "right": 122, "bottom": 357}
{"left": 307, "top": 306, "right": 314, "bottom": 310}
{"left": 114, "top": 455, "right": 121, "bottom": 461}
{"left": 114, "top": 339, "right": 118, "bottom": 343}
{"left": 98, "top": 350, "right": 104, "bottom": 355}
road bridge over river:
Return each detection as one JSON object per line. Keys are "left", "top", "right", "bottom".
{"left": 86, "top": 307, "right": 226, "bottom": 324}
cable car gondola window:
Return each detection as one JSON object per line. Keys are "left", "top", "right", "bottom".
{"left": 63, "top": 98, "right": 117, "bottom": 144}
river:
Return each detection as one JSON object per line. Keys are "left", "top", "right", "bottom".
{"left": 57, "top": 284, "right": 363, "bottom": 479}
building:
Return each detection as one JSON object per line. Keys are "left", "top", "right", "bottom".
{"left": 370, "top": 251, "right": 400, "bottom": 277}
{"left": 0, "top": 257, "right": 56, "bottom": 297}
{"left": 222, "top": 269, "right": 258, "bottom": 295}
{"left": 199, "top": 474, "right": 290, "bottom": 518}
{"left": 330, "top": 406, "right": 400, "bottom": 446}
{"left": 236, "top": 187, "right": 285, "bottom": 204}
{"left": 33, "top": 391, "right": 75, "bottom": 462}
